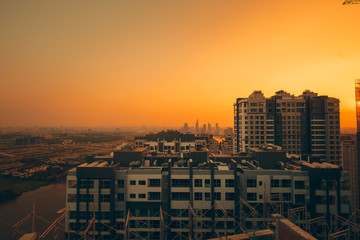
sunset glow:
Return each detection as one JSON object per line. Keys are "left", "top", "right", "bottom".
{"left": 0, "top": 0, "right": 359, "bottom": 129}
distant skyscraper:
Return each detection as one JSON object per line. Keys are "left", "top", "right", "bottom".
{"left": 183, "top": 122, "right": 189, "bottom": 133}
{"left": 202, "top": 124, "right": 206, "bottom": 133}
{"left": 234, "top": 90, "right": 340, "bottom": 164}
{"left": 215, "top": 123, "right": 220, "bottom": 135}
{"left": 224, "top": 127, "right": 233, "bottom": 137}
{"left": 195, "top": 119, "right": 199, "bottom": 134}
{"left": 208, "top": 123, "right": 212, "bottom": 134}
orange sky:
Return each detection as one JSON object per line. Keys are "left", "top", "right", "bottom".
{"left": 0, "top": 0, "right": 359, "bottom": 129}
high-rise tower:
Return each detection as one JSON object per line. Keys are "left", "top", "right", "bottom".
{"left": 195, "top": 119, "right": 199, "bottom": 134}
{"left": 341, "top": 135, "right": 358, "bottom": 209}
{"left": 233, "top": 91, "right": 275, "bottom": 152}
{"left": 234, "top": 90, "right": 340, "bottom": 164}
{"left": 355, "top": 79, "right": 360, "bottom": 207}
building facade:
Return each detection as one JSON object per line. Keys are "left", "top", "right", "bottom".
{"left": 234, "top": 90, "right": 340, "bottom": 164}
{"left": 233, "top": 91, "right": 275, "bottom": 153}
{"left": 65, "top": 155, "right": 350, "bottom": 239}
{"left": 341, "top": 135, "right": 359, "bottom": 210}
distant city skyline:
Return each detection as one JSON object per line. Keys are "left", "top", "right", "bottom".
{"left": 0, "top": 1, "right": 359, "bottom": 129}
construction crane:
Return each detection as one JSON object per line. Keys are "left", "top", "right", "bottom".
{"left": 343, "top": 0, "right": 360, "bottom": 4}
{"left": 38, "top": 208, "right": 69, "bottom": 239}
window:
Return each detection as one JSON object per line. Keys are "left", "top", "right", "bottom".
{"left": 225, "top": 179, "right": 234, "bottom": 187}
{"left": 247, "top": 193, "right": 257, "bottom": 201}
{"left": 282, "top": 179, "right": 291, "bottom": 188}
{"left": 150, "top": 220, "right": 160, "bottom": 228}
{"left": 79, "top": 180, "right": 94, "bottom": 189}
{"left": 117, "top": 193, "right": 124, "bottom": 201}
{"left": 118, "top": 180, "right": 124, "bottom": 188}
{"left": 172, "top": 179, "right": 190, "bottom": 187}
{"left": 139, "top": 194, "right": 146, "bottom": 199}
{"left": 69, "top": 223, "right": 77, "bottom": 230}
{"left": 247, "top": 179, "right": 257, "bottom": 188}
{"left": 226, "top": 193, "right": 234, "bottom": 201}
{"left": 195, "top": 192, "right": 203, "bottom": 200}
{"left": 129, "top": 220, "right": 136, "bottom": 228}
{"left": 130, "top": 180, "right": 136, "bottom": 185}
{"left": 148, "top": 179, "right": 160, "bottom": 187}
{"left": 139, "top": 180, "right": 146, "bottom": 185}
{"left": 68, "top": 194, "right": 77, "bottom": 202}
{"left": 100, "top": 194, "right": 110, "bottom": 202}
{"left": 148, "top": 192, "right": 161, "bottom": 200}
{"left": 195, "top": 179, "right": 203, "bottom": 187}
{"left": 214, "top": 179, "right": 221, "bottom": 187}
{"left": 78, "top": 194, "right": 93, "bottom": 202}
{"left": 102, "top": 212, "right": 110, "bottom": 220}
{"left": 130, "top": 194, "right": 136, "bottom": 199}
{"left": 115, "top": 211, "right": 125, "bottom": 218}
{"left": 205, "top": 179, "right": 211, "bottom": 188}
{"left": 68, "top": 180, "right": 77, "bottom": 188}
{"left": 283, "top": 193, "right": 291, "bottom": 201}
{"left": 172, "top": 192, "right": 190, "bottom": 201}
{"left": 295, "top": 194, "right": 305, "bottom": 203}
{"left": 294, "top": 181, "right": 305, "bottom": 189}
{"left": 205, "top": 193, "right": 211, "bottom": 201}
{"left": 138, "top": 208, "right": 148, "bottom": 217}
{"left": 271, "top": 179, "right": 280, "bottom": 188}
{"left": 79, "top": 180, "right": 87, "bottom": 188}
{"left": 100, "top": 180, "right": 111, "bottom": 189}
{"left": 227, "top": 221, "right": 235, "bottom": 229}
{"left": 259, "top": 181, "right": 263, "bottom": 186}
{"left": 214, "top": 192, "right": 221, "bottom": 200}
{"left": 316, "top": 196, "right": 326, "bottom": 204}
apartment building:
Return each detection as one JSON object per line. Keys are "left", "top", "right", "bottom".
{"left": 302, "top": 90, "right": 341, "bottom": 164}
{"left": 234, "top": 90, "right": 340, "bottom": 164}
{"left": 135, "top": 130, "right": 224, "bottom": 155}
{"left": 135, "top": 131, "right": 196, "bottom": 154}
{"left": 233, "top": 91, "right": 275, "bottom": 152}
{"left": 65, "top": 150, "right": 350, "bottom": 239}
{"left": 269, "top": 91, "right": 307, "bottom": 155}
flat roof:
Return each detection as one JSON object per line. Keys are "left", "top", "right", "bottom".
{"left": 302, "top": 161, "right": 340, "bottom": 169}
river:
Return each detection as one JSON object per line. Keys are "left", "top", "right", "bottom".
{"left": 0, "top": 181, "right": 66, "bottom": 240}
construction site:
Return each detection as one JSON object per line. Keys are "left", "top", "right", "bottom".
{"left": 1, "top": 198, "right": 360, "bottom": 240}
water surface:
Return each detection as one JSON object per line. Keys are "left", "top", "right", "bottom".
{"left": 0, "top": 181, "right": 66, "bottom": 240}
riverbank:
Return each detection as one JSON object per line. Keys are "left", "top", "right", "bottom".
{"left": 0, "top": 176, "right": 50, "bottom": 202}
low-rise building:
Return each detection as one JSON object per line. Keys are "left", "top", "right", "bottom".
{"left": 65, "top": 149, "right": 351, "bottom": 239}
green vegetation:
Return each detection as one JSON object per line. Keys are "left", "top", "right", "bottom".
{"left": 0, "top": 176, "right": 48, "bottom": 202}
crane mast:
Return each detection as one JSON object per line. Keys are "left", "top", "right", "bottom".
{"left": 343, "top": 0, "right": 360, "bottom": 5}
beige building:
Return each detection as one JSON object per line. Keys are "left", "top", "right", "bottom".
{"left": 233, "top": 91, "right": 275, "bottom": 152}
{"left": 234, "top": 90, "right": 341, "bottom": 165}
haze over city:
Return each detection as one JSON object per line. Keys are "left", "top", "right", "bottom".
{"left": 1, "top": 0, "right": 360, "bottom": 129}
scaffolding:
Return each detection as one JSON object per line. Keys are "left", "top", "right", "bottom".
{"left": 2, "top": 200, "right": 360, "bottom": 240}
